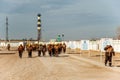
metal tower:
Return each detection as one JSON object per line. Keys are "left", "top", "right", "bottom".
{"left": 6, "top": 17, "right": 8, "bottom": 41}
{"left": 37, "top": 14, "right": 41, "bottom": 43}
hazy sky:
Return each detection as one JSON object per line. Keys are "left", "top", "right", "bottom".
{"left": 0, "top": 0, "right": 120, "bottom": 41}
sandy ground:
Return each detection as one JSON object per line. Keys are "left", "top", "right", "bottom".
{"left": 0, "top": 50, "right": 120, "bottom": 80}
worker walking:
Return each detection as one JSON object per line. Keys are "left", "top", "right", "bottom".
{"left": 104, "top": 45, "right": 115, "bottom": 67}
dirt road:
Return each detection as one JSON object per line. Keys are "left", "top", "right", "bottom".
{"left": 0, "top": 51, "right": 120, "bottom": 80}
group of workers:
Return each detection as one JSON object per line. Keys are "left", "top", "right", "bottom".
{"left": 15, "top": 42, "right": 116, "bottom": 67}
{"left": 18, "top": 43, "right": 67, "bottom": 58}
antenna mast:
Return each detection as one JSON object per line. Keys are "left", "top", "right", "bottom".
{"left": 6, "top": 16, "right": 8, "bottom": 41}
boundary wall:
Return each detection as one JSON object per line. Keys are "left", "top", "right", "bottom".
{"left": 1, "top": 38, "right": 120, "bottom": 52}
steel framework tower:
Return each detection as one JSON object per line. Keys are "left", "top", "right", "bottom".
{"left": 6, "top": 17, "right": 8, "bottom": 41}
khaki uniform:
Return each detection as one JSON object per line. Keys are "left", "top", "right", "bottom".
{"left": 104, "top": 45, "right": 115, "bottom": 66}
{"left": 18, "top": 45, "right": 24, "bottom": 58}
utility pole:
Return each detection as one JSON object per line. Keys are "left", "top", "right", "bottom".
{"left": 6, "top": 16, "right": 8, "bottom": 42}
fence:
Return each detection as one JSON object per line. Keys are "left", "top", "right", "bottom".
{"left": 1, "top": 38, "right": 120, "bottom": 52}
{"left": 66, "top": 39, "right": 120, "bottom": 52}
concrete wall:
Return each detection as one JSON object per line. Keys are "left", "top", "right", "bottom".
{"left": 0, "top": 42, "right": 23, "bottom": 47}
{"left": 66, "top": 39, "right": 120, "bottom": 52}
{"left": 1, "top": 38, "right": 120, "bottom": 52}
